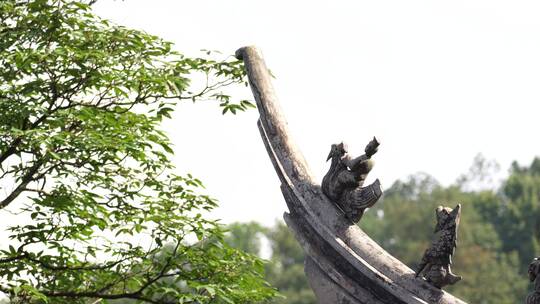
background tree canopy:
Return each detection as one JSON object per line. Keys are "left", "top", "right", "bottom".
{"left": 0, "top": 0, "right": 276, "bottom": 303}
{"left": 224, "top": 222, "right": 316, "bottom": 304}
{"left": 226, "top": 156, "right": 540, "bottom": 304}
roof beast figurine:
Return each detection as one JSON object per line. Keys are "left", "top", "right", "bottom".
{"left": 322, "top": 137, "right": 382, "bottom": 223}
{"left": 416, "top": 204, "right": 462, "bottom": 289}
{"left": 526, "top": 257, "right": 540, "bottom": 304}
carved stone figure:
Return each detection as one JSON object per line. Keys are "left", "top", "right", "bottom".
{"left": 526, "top": 257, "right": 540, "bottom": 304}
{"left": 322, "top": 137, "right": 382, "bottom": 222}
{"left": 416, "top": 204, "right": 462, "bottom": 289}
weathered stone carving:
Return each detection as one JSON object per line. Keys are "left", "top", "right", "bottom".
{"left": 416, "top": 204, "right": 462, "bottom": 289}
{"left": 526, "top": 257, "right": 540, "bottom": 304}
{"left": 322, "top": 137, "right": 382, "bottom": 222}
{"left": 237, "top": 46, "right": 469, "bottom": 304}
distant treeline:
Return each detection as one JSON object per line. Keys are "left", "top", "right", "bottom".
{"left": 225, "top": 156, "right": 540, "bottom": 304}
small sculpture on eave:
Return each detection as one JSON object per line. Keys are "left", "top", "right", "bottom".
{"left": 322, "top": 137, "right": 382, "bottom": 223}
{"left": 416, "top": 204, "right": 462, "bottom": 289}
{"left": 526, "top": 257, "right": 540, "bottom": 304}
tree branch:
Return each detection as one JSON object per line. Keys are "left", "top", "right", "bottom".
{"left": 0, "top": 158, "right": 44, "bottom": 209}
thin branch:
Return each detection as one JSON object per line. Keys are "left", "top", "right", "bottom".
{"left": 0, "top": 158, "right": 44, "bottom": 209}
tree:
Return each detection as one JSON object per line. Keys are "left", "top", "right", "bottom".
{"left": 264, "top": 222, "right": 316, "bottom": 304}
{"left": 476, "top": 158, "right": 540, "bottom": 270}
{"left": 0, "top": 0, "right": 276, "bottom": 303}
{"left": 225, "top": 156, "right": 540, "bottom": 303}
{"left": 225, "top": 221, "right": 316, "bottom": 304}
{"left": 224, "top": 221, "right": 266, "bottom": 256}
{"left": 361, "top": 173, "right": 528, "bottom": 304}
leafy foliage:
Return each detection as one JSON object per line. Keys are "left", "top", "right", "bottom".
{"left": 0, "top": 0, "right": 274, "bottom": 303}
{"left": 225, "top": 222, "right": 316, "bottom": 304}
{"left": 225, "top": 222, "right": 267, "bottom": 256}
{"left": 488, "top": 159, "right": 540, "bottom": 267}
{"left": 263, "top": 223, "right": 315, "bottom": 304}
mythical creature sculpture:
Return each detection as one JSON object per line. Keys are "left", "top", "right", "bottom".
{"left": 416, "top": 204, "right": 462, "bottom": 289}
{"left": 322, "top": 137, "right": 382, "bottom": 223}
{"left": 526, "top": 257, "right": 540, "bottom": 304}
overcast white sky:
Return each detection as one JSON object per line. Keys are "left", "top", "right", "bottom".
{"left": 93, "top": 0, "right": 540, "bottom": 226}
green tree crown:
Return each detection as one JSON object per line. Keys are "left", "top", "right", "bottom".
{"left": 0, "top": 0, "right": 274, "bottom": 303}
